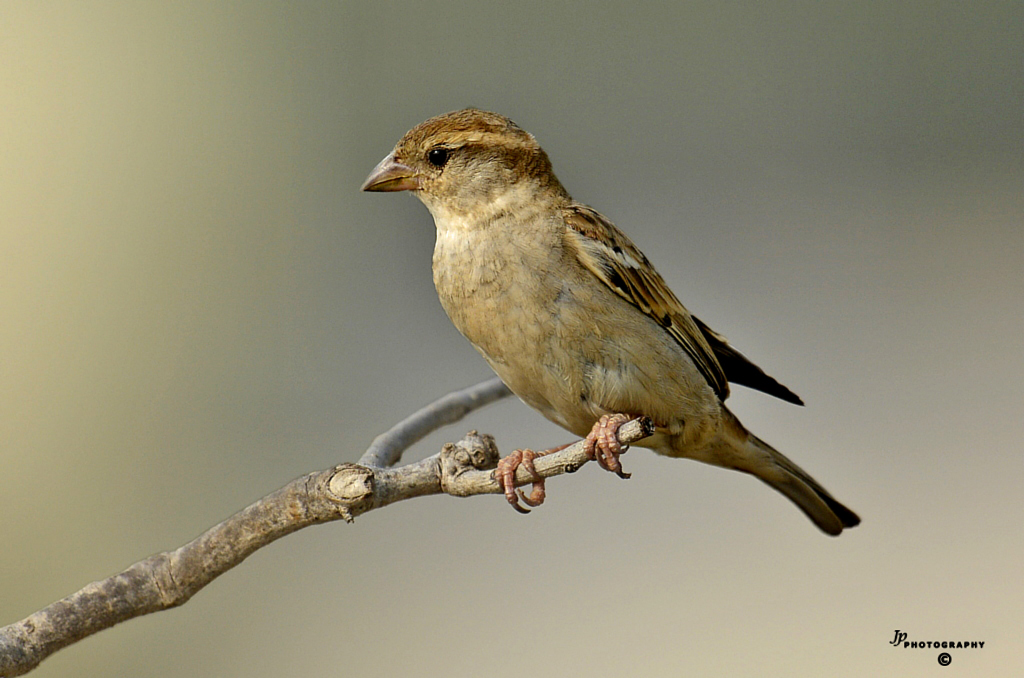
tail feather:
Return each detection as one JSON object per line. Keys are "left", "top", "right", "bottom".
{"left": 748, "top": 433, "right": 861, "bottom": 536}
{"left": 681, "top": 406, "right": 861, "bottom": 536}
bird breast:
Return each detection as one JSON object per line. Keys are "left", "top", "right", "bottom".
{"left": 428, "top": 197, "right": 721, "bottom": 445}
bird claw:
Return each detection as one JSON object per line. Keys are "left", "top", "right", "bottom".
{"left": 495, "top": 449, "right": 545, "bottom": 513}
{"left": 584, "top": 413, "right": 632, "bottom": 479}
{"left": 494, "top": 415, "right": 631, "bottom": 513}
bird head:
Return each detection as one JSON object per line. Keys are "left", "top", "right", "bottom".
{"left": 361, "top": 108, "right": 568, "bottom": 217}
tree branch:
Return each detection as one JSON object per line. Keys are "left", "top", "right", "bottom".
{"left": 0, "top": 378, "right": 653, "bottom": 677}
{"left": 359, "top": 375, "right": 512, "bottom": 467}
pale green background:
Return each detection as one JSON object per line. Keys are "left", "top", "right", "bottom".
{"left": 2, "top": 2, "right": 1022, "bottom": 676}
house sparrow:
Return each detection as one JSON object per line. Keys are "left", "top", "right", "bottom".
{"left": 362, "top": 108, "right": 859, "bottom": 535}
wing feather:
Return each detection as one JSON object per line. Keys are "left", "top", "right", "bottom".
{"left": 563, "top": 204, "right": 730, "bottom": 400}
{"left": 693, "top": 317, "right": 804, "bottom": 405}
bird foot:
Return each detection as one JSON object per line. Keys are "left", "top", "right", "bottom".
{"left": 494, "top": 414, "right": 631, "bottom": 513}
{"left": 494, "top": 448, "right": 547, "bottom": 513}
{"left": 584, "top": 413, "right": 632, "bottom": 479}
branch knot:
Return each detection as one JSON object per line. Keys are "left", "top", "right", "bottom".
{"left": 327, "top": 464, "right": 375, "bottom": 522}
{"left": 439, "top": 431, "right": 500, "bottom": 497}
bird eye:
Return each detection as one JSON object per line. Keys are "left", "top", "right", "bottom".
{"left": 427, "top": 147, "right": 449, "bottom": 168}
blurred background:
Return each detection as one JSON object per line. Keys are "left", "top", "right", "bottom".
{"left": 2, "top": 2, "right": 1021, "bottom": 676}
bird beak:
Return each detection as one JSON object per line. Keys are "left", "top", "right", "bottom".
{"left": 361, "top": 152, "right": 420, "bottom": 192}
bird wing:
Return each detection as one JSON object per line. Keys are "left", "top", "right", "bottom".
{"left": 563, "top": 204, "right": 730, "bottom": 401}
{"left": 692, "top": 316, "right": 804, "bottom": 405}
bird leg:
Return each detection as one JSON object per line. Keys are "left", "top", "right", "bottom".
{"left": 583, "top": 413, "right": 632, "bottom": 479}
{"left": 495, "top": 414, "right": 633, "bottom": 513}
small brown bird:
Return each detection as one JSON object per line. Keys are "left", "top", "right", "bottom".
{"left": 362, "top": 108, "right": 859, "bottom": 535}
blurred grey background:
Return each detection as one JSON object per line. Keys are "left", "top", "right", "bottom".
{"left": 2, "top": 2, "right": 1021, "bottom": 676}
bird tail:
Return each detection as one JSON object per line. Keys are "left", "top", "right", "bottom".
{"left": 690, "top": 407, "right": 861, "bottom": 536}
{"left": 746, "top": 432, "right": 860, "bottom": 535}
